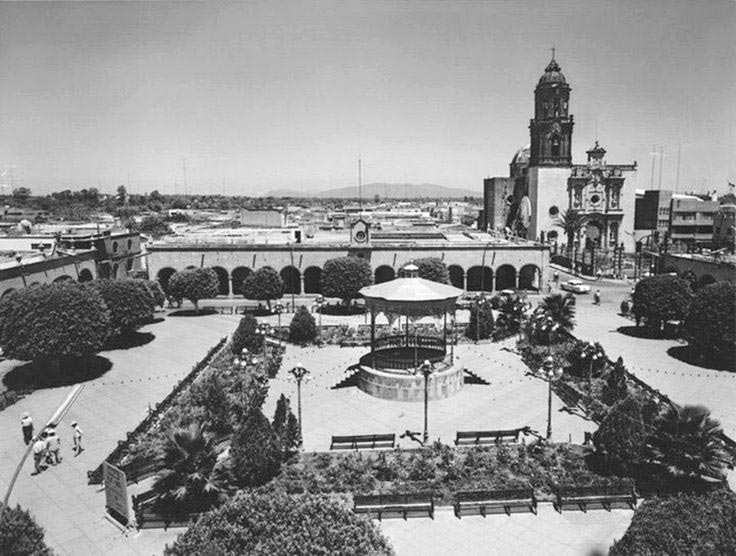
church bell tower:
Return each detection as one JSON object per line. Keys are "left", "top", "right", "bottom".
{"left": 529, "top": 53, "right": 574, "bottom": 167}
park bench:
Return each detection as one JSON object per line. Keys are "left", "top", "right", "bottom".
{"left": 554, "top": 484, "right": 637, "bottom": 513}
{"left": 330, "top": 433, "right": 396, "bottom": 450}
{"left": 121, "top": 457, "right": 160, "bottom": 485}
{"left": 132, "top": 490, "right": 202, "bottom": 530}
{"left": 454, "top": 488, "right": 537, "bottom": 518}
{"left": 353, "top": 492, "right": 434, "bottom": 520}
{"left": 454, "top": 428, "right": 526, "bottom": 446}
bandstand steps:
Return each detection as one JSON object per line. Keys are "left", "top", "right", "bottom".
{"left": 463, "top": 368, "right": 491, "bottom": 385}
{"left": 332, "top": 365, "right": 362, "bottom": 390}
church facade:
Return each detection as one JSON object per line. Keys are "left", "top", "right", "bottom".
{"left": 483, "top": 56, "right": 637, "bottom": 252}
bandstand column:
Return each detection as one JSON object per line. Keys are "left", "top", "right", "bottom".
{"left": 370, "top": 308, "right": 376, "bottom": 367}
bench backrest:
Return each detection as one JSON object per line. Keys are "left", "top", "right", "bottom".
{"left": 455, "top": 488, "right": 533, "bottom": 502}
{"left": 558, "top": 484, "right": 633, "bottom": 498}
{"left": 456, "top": 429, "right": 520, "bottom": 441}
{"left": 354, "top": 492, "right": 433, "bottom": 506}
{"left": 332, "top": 434, "right": 395, "bottom": 444}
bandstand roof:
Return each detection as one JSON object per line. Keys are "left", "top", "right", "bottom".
{"left": 360, "top": 268, "right": 463, "bottom": 318}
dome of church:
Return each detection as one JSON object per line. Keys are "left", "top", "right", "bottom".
{"left": 537, "top": 57, "right": 567, "bottom": 86}
{"left": 511, "top": 145, "right": 531, "bottom": 166}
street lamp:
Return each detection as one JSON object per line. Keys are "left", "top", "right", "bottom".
{"left": 273, "top": 302, "right": 284, "bottom": 345}
{"left": 415, "top": 360, "right": 435, "bottom": 444}
{"left": 313, "top": 295, "right": 325, "bottom": 339}
{"left": 580, "top": 343, "right": 605, "bottom": 414}
{"left": 543, "top": 355, "right": 563, "bottom": 440}
{"left": 474, "top": 294, "right": 487, "bottom": 344}
{"left": 257, "top": 322, "right": 272, "bottom": 362}
{"left": 289, "top": 363, "right": 310, "bottom": 445}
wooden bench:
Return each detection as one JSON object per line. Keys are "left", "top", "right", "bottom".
{"left": 454, "top": 488, "right": 537, "bottom": 518}
{"left": 353, "top": 492, "right": 434, "bottom": 520}
{"left": 330, "top": 433, "right": 396, "bottom": 450}
{"left": 555, "top": 485, "right": 637, "bottom": 513}
{"left": 454, "top": 428, "right": 525, "bottom": 446}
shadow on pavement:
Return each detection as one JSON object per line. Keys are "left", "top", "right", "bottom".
{"left": 168, "top": 308, "right": 218, "bottom": 317}
{"left": 3, "top": 356, "right": 113, "bottom": 390}
{"left": 667, "top": 345, "right": 735, "bottom": 372}
{"left": 616, "top": 325, "right": 679, "bottom": 341}
{"left": 102, "top": 331, "right": 155, "bottom": 352}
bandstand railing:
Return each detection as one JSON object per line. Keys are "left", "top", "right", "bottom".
{"left": 373, "top": 334, "right": 446, "bottom": 352}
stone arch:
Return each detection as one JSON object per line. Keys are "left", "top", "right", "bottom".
{"left": 231, "top": 266, "right": 251, "bottom": 296}
{"left": 681, "top": 270, "right": 697, "bottom": 290}
{"left": 281, "top": 266, "right": 301, "bottom": 295}
{"left": 78, "top": 268, "right": 94, "bottom": 283}
{"left": 303, "top": 266, "right": 322, "bottom": 294}
{"left": 467, "top": 266, "right": 493, "bottom": 292}
{"left": 495, "top": 264, "right": 517, "bottom": 290}
{"left": 53, "top": 275, "right": 74, "bottom": 283}
{"left": 519, "top": 264, "right": 541, "bottom": 291}
{"left": 185, "top": 265, "right": 197, "bottom": 270}
{"left": 1, "top": 288, "right": 17, "bottom": 298}
{"left": 448, "top": 265, "right": 464, "bottom": 289}
{"left": 211, "top": 266, "right": 230, "bottom": 296}
{"left": 697, "top": 274, "right": 716, "bottom": 289}
{"left": 157, "top": 267, "right": 177, "bottom": 294}
{"left": 662, "top": 266, "right": 679, "bottom": 275}
{"left": 28, "top": 282, "right": 42, "bottom": 289}
{"left": 375, "top": 265, "right": 395, "bottom": 284}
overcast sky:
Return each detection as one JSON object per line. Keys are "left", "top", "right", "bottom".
{"left": 1, "top": 1, "right": 734, "bottom": 196}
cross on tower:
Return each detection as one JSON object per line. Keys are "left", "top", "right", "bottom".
{"left": 551, "top": 46, "right": 555, "bottom": 60}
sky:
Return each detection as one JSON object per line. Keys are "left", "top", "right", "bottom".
{"left": 1, "top": 0, "right": 734, "bottom": 197}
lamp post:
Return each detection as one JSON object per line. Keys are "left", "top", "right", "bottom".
{"left": 416, "top": 360, "right": 434, "bottom": 444}
{"left": 474, "top": 294, "right": 487, "bottom": 344}
{"left": 273, "top": 302, "right": 284, "bottom": 346}
{"left": 543, "top": 355, "right": 563, "bottom": 440}
{"left": 289, "top": 363, "right": 310, "bottom": 445}
{"left": 257, "top": 322, "right": 272, "bottom": 362}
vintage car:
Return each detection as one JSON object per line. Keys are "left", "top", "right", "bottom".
{"left": 560, "top": 279, "right": 591, "bottom": 294}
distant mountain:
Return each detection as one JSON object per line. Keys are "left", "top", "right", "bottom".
{"left": 264, "top": 183, "right": 480, "bottom": 199}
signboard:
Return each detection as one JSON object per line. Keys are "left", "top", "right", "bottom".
{"left": 103, "top": 462, "right": 129, "bottom": 526}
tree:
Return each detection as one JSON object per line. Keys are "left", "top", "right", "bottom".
{"left": 465, "top": 301, "right": 494, "bottom": 340}
{"left": 0, "top": 282, "right": 111, "bottom": 363}
{"left": 272, "top": 394, "right": 301, "bottom": 455}
{"left": 144, "top": 279, "right": 167, "bottom": 308}
{"left": 494, "top": 293, "right": 528, "bottom": 336}
{"left": 0, "top": 505, "right": 53, "bottom": 556}
{"left": 320, "top": 257, "right": 373, "bottom": 305}
{"left": 684, "top": 281, "right": 736, "bottom": 365}
{"left": 632, "top": 275, "right": 692, "bottom": 334}
{"left": 164, "top": 491, "right": 394, "bottom": 556}
{"left": 554, "top": 209, "right": 589, "bottom": 254}
{"left": 289, "top": 306, "right": 317, "bottom": 343}
{"left": 538, "top": 293, "right": 576, "bottom": 334}
{"left": 88, "top": 279, "right": 154, "bottom": 335}
{"left": 593, "top": 395, "right": 650, "bottom": 476}
{"left": 413, "top": 257, "right": 450, "bottom": 284}
{"left": 12, "top": 187, "right": 32, "bottom": 202}
{"left": 152, "top": 422, "right": 233, "bottom": 515}
{"left": 116, "top": 185, "right": 128, "bottom": 206}
{"left": 168, "top": 268, "right": 219, "bottom": 313}
{"left": 231, "top": 314, "right": 263, "bottom": 354}
{"left": 241, "top": 266, "right": 283, "bottom": 311}
{"left": 646, "top": 402, "right": 729, "bottom": 482}
{"left": 610, "top": 490, "right": 736, "bottom": 556}
{"left": 133, "top": 215, "right": 172, "bottom": 238}
{"left": 602, "top": 356, "right": 629, "bottom": 406}
{"left": 230, "top": 409, "right": 283, "bottom": 487}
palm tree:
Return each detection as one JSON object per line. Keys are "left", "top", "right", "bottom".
{"left": 555, "top": 209, "right": 589, "bottom": 255}
{"left": 152, "top": 422, "right": 233, "bottom": 514}
{"left": 646, "top": 403, "right": 729, "bottom": 482}
{"left": 539, "top": 293, "right": 576, "bottom": 334}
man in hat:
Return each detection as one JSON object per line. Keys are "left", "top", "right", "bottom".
{"left": 71, "top": 421, "right": 84, "bottom": 455}
{"left": 21, "top": 412, "right": 34, "bottom": 445}
{"left": 46, "top": 426, "right": 62, "bottom": 464}
{"left": 32, "top": 433, "right": 47, "bottom": 475}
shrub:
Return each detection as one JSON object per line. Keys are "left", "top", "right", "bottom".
{"left": 88, "top": 279, "right": 154, "bottom": 335}
{"left": 465, "top": 301, "right": 494, "bottom": 340}
{"left": 145, "top": 279, "right": 167, "bottom": 308}
{"left": 566, "top": 341, "right": 607, "bottom": 379}
{"left": 242, "top": 266, "right": 284, "bottom": 311}
{"left": 601, "top": 356, "right": 629, "bottom": 406}
{"left": 0, "top": 505, "right": 53, "bottom": 556}
{"left": 168, "top": 268, "right": 219, "bottom": 313}
{"left": 684, "top": 281, "right": 736, "bottom": 365}
{"left": 231, "top": 409, "right": 283, "bottom": 487}
{"left": 610, "top": 490, "right": 736, "bottom": 556}
{"left": 593, "top": 395, "right": 650, "bottom": 476}
{"left": 0, "top": 282, "right": 111, "bottom": 362}
{"left": 632, "top": 275, "right": 692, "bottom": 333}
{"left": 321, "top": 257, "right": 373, "bottom": 305}
{"left": 164, "top": 491, "right": 394, "bottom": 556}
{"left": 231, "top": 315, "right": 262, "bottom": 354}
{"left": 289, "top": 306, "right": 317, "bottom": 343}
{"left": 413, "top": 257, "right": 450, "bottom": 284}
{"left": 272, "top": 394, "right": 301, "bottom": 456}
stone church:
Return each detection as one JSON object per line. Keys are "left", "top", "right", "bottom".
{"left": 482, "top": 55, "right": 638, "bottom": 252}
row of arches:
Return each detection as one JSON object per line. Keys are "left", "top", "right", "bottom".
{"left": 156, "top": 262, "right": 542, "bottom": 297}
{"left": 1, "top": 269, "right": 96, "bottom": 299}
{"left": 662, "top": 267, "right": 717, "bottom": 291}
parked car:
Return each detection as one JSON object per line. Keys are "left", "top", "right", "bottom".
{"left": 561, "top": 279, "right": 591, "bottom": 294}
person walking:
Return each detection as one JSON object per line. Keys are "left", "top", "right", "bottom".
{"left": 21, "top": 412, "right": 34, "bottom": 445}
{"left": 31, "top": 434, "right": 47, "bottom": 475}
{"left": 596, "top": 269, "right": 602, "bottom": 281}
{"left": 71, "top": 421, "right": 84, "bottom": 455}
{"left": 46, "top": 427, "right": 62, "bottom": 465}
{"left": 594, "top": 289, "right": 601, "bottom": 305}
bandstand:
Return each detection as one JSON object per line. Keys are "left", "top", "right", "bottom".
{"left": 357, "top": 264, "right": 465, "bottom": 401}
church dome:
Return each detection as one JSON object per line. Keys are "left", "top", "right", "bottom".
{"left": 537, "top": 57, "right": 567, "bottom": 86}
{"left": 511, "top": 145, "right": 531, "bottom": 166}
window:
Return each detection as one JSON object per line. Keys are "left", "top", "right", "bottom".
{"left": 551, "top": 137, "right": 560, "bottom": 157}
{"left": 548, "top": 205, "right": 559, "bottom": 217}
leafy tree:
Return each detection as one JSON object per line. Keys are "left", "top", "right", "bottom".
{"left": 0, "top": 282, "right": 111, "bottom": 364}
{"left": 164, "top": 491, "right": 394, "bottom": 556}
{"left": 230, "top": 409, "right": 283, "bottom": 487}
{"left": 152, "top": 422, "right": 233, "bottom": 515}
{"left": 144, "top": 279, "right": 167, "bottom": 308}
{"left": 12, "top": 187, "right": 32, "bottom": 201}
{"left": 465, "top": 301, "right": 494, "bottom": 340}
{"left": 593, "top": 395, "right": 650, "bottom": 476}
{"left": 289, "top": 306, "right": 317, "bottom": 343}
{"left": 188, "top": 371, "right": 233, "bottom": 434}
{"left": 566, "top": 341, "right": 607, "bottom": 378}
{"left": 610, "top": 490, "right": 736, "bottom": 556}
{"left": 272, "top": 394, "right": 301, "bottom": 455}
{"left": 684, "top": 281, "right": 736, "bottom": 365}
{"left": 602, "top": 356, "right": 629, "bottom": 406}
{"left": 632, "top": 275, "right": 692, "bottom": 334}
{"left": 0, "top": 505, "right": 53, "bottom": 556}
{"left": 116, "top": 184, "right": 127, "bottom": 206}
{"left": 413, "top": 257, "right": 450, "bottom": 284}
{"left": 88, "top": 279, "right": 154, "bottom": 335}
{"left": 242, "top": 266, "right": 283, "bottom": 311}
{"left": 554, "top": 209, "right": 589, "bottom": 253}
{"left": 495, "top": 293, "right": 528, "bottom": 337}
{"left": 320, "top": 257, "right": 373, "bottom": 305}
{"left": 231, "top": 314, "right": 263, "bottom": 354}
{"left": 168, "top": 267, "right": 219, "bottom": 313}
{"left": 646, "top": 402, "right": 729, "bottom": 482}
{"left": 538, "top": 293, "right": 576, "bottom": 334}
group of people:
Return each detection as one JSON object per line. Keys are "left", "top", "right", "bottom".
{"left": 21, "top": 412, "right": 84, "bottom": 476}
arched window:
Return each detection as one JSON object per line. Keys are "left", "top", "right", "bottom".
{"left": 281, "top": 266, "right": 301, "bottom": 295}
{"left": 374, "top": 266, "right": 395, "bottom": 284}
{"left": 231, "top": 267, "right": 251, "bottom": 296}
{"left": 551, "top": 136, "right": 561, "bottom": 157}
{"left": 211, "top": 266, "right": 230, "bottom": 296}
{"left": 448, "top": 265, "right": 464, "bottom": 289}
{"left": 303, "top": 266, "right": 322, "bottom": 294}
{"left": 495, "top": 265, "right": 517, "bottom": 290}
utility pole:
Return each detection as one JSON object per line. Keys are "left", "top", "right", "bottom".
{"left": 658, "top": 146, "right": 664, "bottom": 190}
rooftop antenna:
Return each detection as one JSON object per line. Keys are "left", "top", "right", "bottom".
{"left": 649, "top": 145, "right": 657, "bottom": 189}
{"left": 658, "top": 146, "right": 664, "bottom": 190}
{"left": 675, "top": 143, "right": 681, "bottom": 193}
{"left": 358, "top": 157, "right": 362, "bottom": 210}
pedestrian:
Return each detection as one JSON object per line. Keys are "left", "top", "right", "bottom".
{"left": 596, "top": 269, "right": 602, "bottom": 281}
{"left": 553, "top": 271, "right": 559, "bottom": 284}
{"left": 594, "top": 289, "right": 601, "bottom": 305}
{"left": 32, "top": 434, "right": 47, "bottom": 475}
{"left": 21, "top": 412, "right": 34, "bottom": 445}
{"left": 46, "top": 427, "right": 62, "bottom": 465}
{"left": 71, "top": 421, "right": 84, "bottom": 455}
{"left": 547, "top": 282, "right": 552, "bottom": 294}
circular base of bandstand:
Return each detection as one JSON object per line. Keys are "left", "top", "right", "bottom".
{"left": 356, "top": 361, "right": 464, "bottom": 402}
